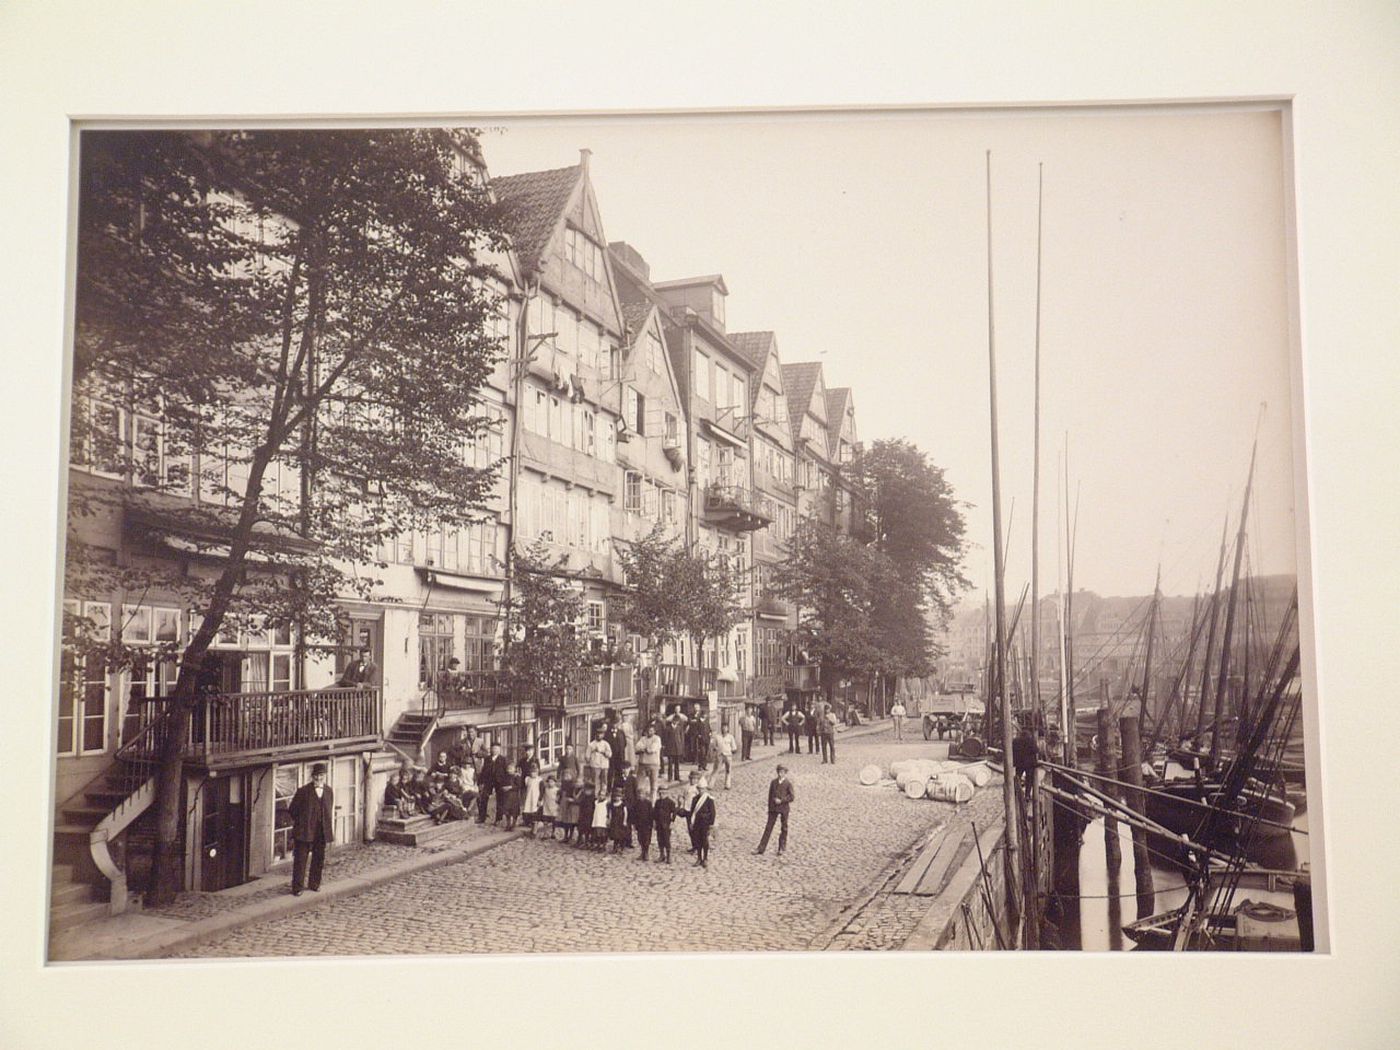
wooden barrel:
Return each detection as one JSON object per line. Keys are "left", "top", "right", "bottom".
{"left": 959, "top": 735, "right": 986, "bottom": 759}
{"left": 926, "top": 774, "right": 975, "bottom": 803}
{"left": 858, "top": 764, "right": 882, "bottom": 786}
{"left": 903, "top": 777, "right": 927, "bottom": 800}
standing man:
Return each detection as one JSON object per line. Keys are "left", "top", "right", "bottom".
{"left": 759, "top": 699, "right": 775, "bottom": 748}
{"left": 636, "top": 722, "right": 663, "bottom": 801}
{"left": 712, "top": 723, "right": 738, "bottom": 790}
{"left": 662, "top": 708, "right": 686, "bottom": 783}
{"left": 477, "top": 741, "right": 508, "bottom": 824}
{"left": 891, "top": 698, "right": 907, "bottom": 741}
{"left": 687, "top": 778, "right": 716, "bottom": 868}
{"left": 820, "top": 706, "right": 838, "bottom": 764}
{"left": 782, "top": 705, "right": 804, "bottom": 754}
{"left": 739, "top": 707, "right": 757, "bottom": 761}
{"left": 753, "top": 764, "right": 795, "bottom": 856}
{"left": 690, "top": 710, "right": 712, "bottom": 775}
{"left": 289, "top": 763, "right": 334, "bottom": 895}
{"left": 805, "top": 701, "right": 821, "bottom": 756}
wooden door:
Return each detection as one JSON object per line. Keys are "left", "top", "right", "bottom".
{"left": 331, "top": 757, "right": 360, "bottom": 845}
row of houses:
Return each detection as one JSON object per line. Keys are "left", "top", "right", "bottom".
{"left": 56, "top": 144, "right": 867, "bottom": 907}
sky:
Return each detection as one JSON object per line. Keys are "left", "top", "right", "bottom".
{"left": 480, "top": 107, "right": 1299, "bottom": 603}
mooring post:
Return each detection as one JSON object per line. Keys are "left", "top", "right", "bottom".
{"left": 1119, "top": 714, "right": 1156, "bottom": 920}
{"left": 1097, "top": 705, "right": 1123, "bottom": 949}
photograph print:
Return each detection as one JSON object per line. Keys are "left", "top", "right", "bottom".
{"left": 49, "top": 104, "right": 1318, "bottom": 961}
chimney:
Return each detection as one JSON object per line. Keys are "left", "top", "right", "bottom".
{"left": 608, "top": 241, "right": 650, "bottom": 282}
{"left": 579, "top": 148, "right": 591, "bottom": 172}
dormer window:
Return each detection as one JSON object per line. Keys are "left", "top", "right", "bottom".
{"left": 564, "top": 226, "right": 604, "bottom": 282}
{"left": 710, "top": 289, "right": 725, "bottom": 328}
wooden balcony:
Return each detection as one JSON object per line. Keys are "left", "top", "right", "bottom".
{"left": 702, "top": 484, "right": 773, "bottom": 532}
{"left": 529, "top": 666, "right": 636, "bottom": 712}
{"left": 785, "top": 664, "right": 821, "bottom": 691}
{"left": 121, "top": 688, "right": 382, "bottom": 769}
{"left": 655, "top": 663, "right": 717, "bottom": 698}
{"left": 431, "top": 670, "right": 511, "bottom": 715}
{"left": 714, "top": 675, "right": 747, "bottom": 700}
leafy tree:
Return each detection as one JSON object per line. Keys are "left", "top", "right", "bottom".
{"left": 774, "top": 516, "right": 900, "bottom": 699}
{"left": 68, "top": 129, "right": 512, "bottom": 903}
{"left": 498, "top": 540, "right": 588, "bottom": 706}
{"left": 611, "top": 524, "right": 745, "bottom": 683}
{"left": 846, "top": 438, "right": 968, "bottom": 673}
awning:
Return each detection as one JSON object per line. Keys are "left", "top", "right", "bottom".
{"left": 701, "top": 418, "right": 746, "bottom": 451}
{"left": 420, "top": 569, "right": 504, "bottom": 596}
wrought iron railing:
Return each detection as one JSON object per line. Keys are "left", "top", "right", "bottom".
{"left": 656, "top": 663, "right": 717, "bottom": 696}
{"left": 429, "top": 671, "right": 511, "bottom": 714}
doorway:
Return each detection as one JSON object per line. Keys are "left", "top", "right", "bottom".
{"left": 330, "top": 756, "right": 361, "bottom": 845}
{"left": 198, "top": 773, "right": 248, "bottom": 891}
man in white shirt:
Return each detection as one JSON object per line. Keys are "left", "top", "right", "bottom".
{"left": 891, "top": 701, "right": 907, "bottom": 741}
{"left": 636, "top": 723, "right": 663, "bottom": 801}
{"left": 739, "top": 708, "right": 758, "bottom": 761}
{"left": 711, "top": 724, "right": 738, "bottom": 790}
{"left": 585, "top": 725, "right": 613, "bottom": 794}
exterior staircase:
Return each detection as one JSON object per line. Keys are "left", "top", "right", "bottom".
{"left": 374, "top": 811, "right": 465, "bottom": 847}
{"left": 385, "top": 710, "right": 437, "bottom": 766}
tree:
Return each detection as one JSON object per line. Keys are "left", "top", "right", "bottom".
{"left": 846, "top": 438, "right": 969, "bottom": 674}
{"left": 498, "top": 540, "right": 588, "bottom": 706}
{"left": 69, "top": 129, "right": 513, "bottom": 903}
{"left": 774, "top": 516, "right": 900, "bottom": 699}
{"left": 611, "top": 525, "right": 745, "bottom": 682}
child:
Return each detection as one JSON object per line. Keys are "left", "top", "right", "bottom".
{"left": 606, "top": 788, "right": 629, "bottom": 854}
{"left": 573, "top": 781, "right": 595, "bottom": 849}
{"left": 522, "top": 765, "right": 542, "bottom": 831}
{"left": 557, "top": 779, "right": 577, "bottom": 844}
{"left": 678, "top": 771, "right": 701, "bottom": 853}
{"left": 590, "top": 786, "right": 610, "bottom": 851}
{"left": 652, "top": 789, "right": 677, "bottom": 864}
{"left": 631, "top": 792, "right": 654, "bottom": 862}
{"left": 538, "top": 775, "right": 560, "bottom": 840}
{"left": 498, "top": 761, "right": 522, "bottom": 831}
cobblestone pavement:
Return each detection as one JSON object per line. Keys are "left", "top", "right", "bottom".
{"left": 175, "top": 730, "right": 967, "bottom": 957}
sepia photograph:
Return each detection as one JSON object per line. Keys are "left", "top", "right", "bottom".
{"left": 48, "top": 104, "right": 1319, "bottom": 962}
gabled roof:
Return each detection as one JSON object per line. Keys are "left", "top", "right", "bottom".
{"left": 490, "top": 164, "right": 581, "bottom": 275}
{"left": 730, "top": 331, "right": 776, "bottom": 409}
{"left": 780, "top": 361, "right": 824, "bottom": 434}
{"left": 610, "top": 255, "right": 661, "bottom": 347}
{"left": 825, "top": 387, "right": 852, "bottom": 457}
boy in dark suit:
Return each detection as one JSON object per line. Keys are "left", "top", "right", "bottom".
{"left": 652, "top": 790, "right": 677, "bottom": 864}
{"left": 688, "top": 779, "right": 716, "bottom": 868}
{"left": 754, "top": 764, "right": 795, "bottom": 855}
{"left": 631, "top": 793, "right": 654, "bottom": 861}
{"left": 289, "top": 763, "right": 334, "bottom": 895}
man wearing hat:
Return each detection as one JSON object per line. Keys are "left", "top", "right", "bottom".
{"left": 289, "top": 763, "right": 335, "bottom": 895}
{"left": 754, "top": 764, "right": 795, "bottom": 856}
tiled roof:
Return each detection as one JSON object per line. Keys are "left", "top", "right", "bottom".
{"left": 780, "top": 362, "right": 823, "bottom": 434}
{"left": 730, "top": 331, "right": 775, "bottom": 408}
{"left": 610, "top": 258, "right": 657, "bottom": 347}
{"left": 825, "top": 387, "right": 852, "bottom": 455}
{"left": 490, "top": 165, "right": 581, "bottom": 275}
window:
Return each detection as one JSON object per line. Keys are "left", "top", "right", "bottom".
{"left": 536, "top": 712, "right": 565, "bottom": 769}
{"left": 72, "top": 391, "right": 126, "bottom": 479}
{"left": 583, "top": 410, "right": 596, "bottom": 456}
{"left": 59, "top": 600, "right": 111, "bottom": 756}
{"left": 625, "top": 387, "right": 645, "bottom": 435}
{"left": 645, "top": 330, "right": 664, "bottom": 374}
{"left": 564, "top": 227, "right": 604, "bottom": 281}
{"left": 664, "top": 412, "right": 679, "bottom": 444}
{"left": 464, "top": 614, "right": 496, "bottom": 672}
{"left": 586, "top": 601, "right": 605, "bottom": 634}
{"left": 662, "top": 489, "right": 677, "bottom": 525}
{"left": 418, "top": 612, "right": 456, "bottom": 688}
{"left": 715, "top": 364, "right": 729, "bottom": 409}
{"left": 624, "top": 471, "right": 643, "bottom": 514}
{"left": 556, "top": 307, "right": 578, "bottom": 357}
{"left": 579, "top": 321, "right": 601, "bottom": 373}
{"left": 693, "top": 350, "right": 710, "bottom": 403}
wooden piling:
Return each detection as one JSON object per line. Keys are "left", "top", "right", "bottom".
{"left": 1118, "top": 714, "right": 1156, "bottom": 920}
{"left": 1097, "top": 706, "right": 1123, "bottom": 949}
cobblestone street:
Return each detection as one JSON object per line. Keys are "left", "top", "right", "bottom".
{"left": 176, "top": 729, "right": 962, "bottom": 957}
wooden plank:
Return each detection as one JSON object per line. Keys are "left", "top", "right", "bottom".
{"left": 914, "top": 827, "right": 973, "bottom": 896}
{"left": 894, "top": 831, "right": 951, "bottom": 895}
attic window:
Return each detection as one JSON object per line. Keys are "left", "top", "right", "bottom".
{"left": 564, "top": 226, "right": 604, "bottom": 282}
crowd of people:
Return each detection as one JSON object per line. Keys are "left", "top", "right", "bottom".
{"left": 381, "top": 699, "right": 867, "bottom": 868}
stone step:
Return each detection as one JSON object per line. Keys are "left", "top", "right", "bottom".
{"left": 63, "top": 806, "right": 110, "bottom": 827}
{"left": 374, "top": 818, "right": 465, "bottom": 847}
{"left": 49, "top": 898, "right": 109, "bottom": 934}
{"left": 52, "top": 863, "right": 77, "bottom": 884}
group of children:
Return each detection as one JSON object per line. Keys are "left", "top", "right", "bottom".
{"left": 522, "top": 763, "right": 710, "bottom": 864}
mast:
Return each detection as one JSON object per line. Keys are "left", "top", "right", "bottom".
{"left": 1193, "top": 517, "right": 1230, "bottom": 746}
{"left": 1030, "top": 162, "right": 1044, "bottom": 731}
{"left": 1062, "top": 439, "right": 1079, "bottom": 768}
{"left": 1139, "top": 564, "right": 1161, "bottom": 726}
{"left": 1147, "top": 590, "right": 1203, "bottom": 753}
{"left": 1210, "top": 436, "right": 1259, "bottom": 766}
{"left": 1055, "top": 448, "right": 1073, "bottom": 767}
{"left": 984, "top": 149, "right": 1020, "bottom": 940}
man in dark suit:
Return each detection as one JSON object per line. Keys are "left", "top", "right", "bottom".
{"left": 477, "top": 741, "right": 508, "bottom": 823}
{"left": 687, "top": 778, "right": 716, "bottom": 868}
{"left": 754, "top": 764, "right": 795, "bottom": 855}
{"left": 289, "top": 762, "right": 334, "bottom": 895}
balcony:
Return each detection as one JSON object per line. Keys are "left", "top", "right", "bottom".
{"left": 528, "top": 665, "right": 636, "bottom": 712}
{"left": 784, "top": 664, "right": 821, "bottom": 692}
{"left": 431, "top": 671, "right": 511, "bottom": 715}
{"left": 655, "top": 663, "right": 717, "bottom": 698}
{"left": 121, "top": 688, "right": 382, "bottom": 768}
{"left": 703, "top": 484, "right": 773, "bottom": 532}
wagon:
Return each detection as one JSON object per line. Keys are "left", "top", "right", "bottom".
{"left": 921, "top": 692, "right": 986, "bottom": 741}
